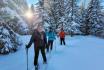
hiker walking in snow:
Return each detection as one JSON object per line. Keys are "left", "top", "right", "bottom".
{"left": 46, "top": 27, "right": 56, "bottom": 52}
{"left": 26, "top": 24, "right": 47, "bottom": 68}
{"left": 58, "top": 28, "right": 66, "bottom": 45}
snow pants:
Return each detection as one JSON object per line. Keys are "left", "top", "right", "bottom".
{"left": 47, "top": 40, "right": 54, "bottom": 52}
{"left": 34, "top": 46, "right": 47, "bottom": 66}
{"left": 60, "top": 38, "right": 65, "bottom": 45}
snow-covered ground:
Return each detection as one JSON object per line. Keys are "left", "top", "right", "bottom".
{"left": 0, "top": 35, "right": 104, "bottom": 70}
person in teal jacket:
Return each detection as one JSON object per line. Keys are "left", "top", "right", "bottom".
{"left": 46, "top": 27, "right": 56, "bottom": 52}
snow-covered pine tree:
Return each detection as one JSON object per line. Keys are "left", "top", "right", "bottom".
{"left": 79, "top": 1, "right": 88, "bottom": 35}
{"left": 43, "top": 0, "right": 65, "bottom": 32}
{"left": 0, "top": 21, "right": 21, "bottom": 54}
{"left": 41, "top": 0, "right": 82, "bottom": 34}
{"left": 0, "top": 0, "right": 29, "bottom": 54}
{"left": 38, "top": 0, "right": 45, "bottom": 25}
{"left": 81, "top": 0, "right": 103, "bottom": 36}
{"left": 64, "top": 0, "right": 82, "bottom": 35}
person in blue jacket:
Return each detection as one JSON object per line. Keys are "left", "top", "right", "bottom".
{"left": 47, "top": 27, "right": 56, "bottom": 52}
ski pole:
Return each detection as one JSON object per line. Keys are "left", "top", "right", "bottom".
{"left": 55, "top": 39, "right": 56, "bottom": 52}
{"left": 26, "top": 48, "right": 28, "bottom": 70}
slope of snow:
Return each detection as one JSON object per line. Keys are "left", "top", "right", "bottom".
{"left": 0, "top": 35, "right": 104, "bottom": 70}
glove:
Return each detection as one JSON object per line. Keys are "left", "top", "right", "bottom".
{"left": 26, "top": 45, "right": 29, "bottom": 49}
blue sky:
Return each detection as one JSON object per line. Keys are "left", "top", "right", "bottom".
{"left": 26, "top": 0, "right": 38, "bottom": 6}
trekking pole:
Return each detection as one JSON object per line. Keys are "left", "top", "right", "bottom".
{"left": 26, "top": 48, "right": 28, "bottom": 70}
{"left": 55, "top": 38, "right": 57, "bottom": 52}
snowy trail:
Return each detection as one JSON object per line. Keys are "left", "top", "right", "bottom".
{"left": 0, "top": 35, "right": 104, "bottom": 70}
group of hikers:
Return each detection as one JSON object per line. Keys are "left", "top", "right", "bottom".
{"left": 26, "top": 24, "right": 66, "bottom": 69}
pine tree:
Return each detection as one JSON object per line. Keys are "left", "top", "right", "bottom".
{"left": 0, "top": 0, "right": 28, "bottom": 54}
{"left": 64, "top": 0, "right": 81, "bottom": 35}
{"left": 81, "top": 0, "right": 103, "bottom": 36}
{"left": 44, "top": 0, "right": 65, "bottom": 31}
{"left": 0, "top": 21, "right": 21, "bottom": 54}
{"left": 79, "top": 2, "right": 88, "bottom": 35}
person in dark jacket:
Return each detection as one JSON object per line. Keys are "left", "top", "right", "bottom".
{"left": 46, "top": 27, "right": 56, "bottom": 52}
{"left": 26, "top": 24, "right": 47, "bottom": 67}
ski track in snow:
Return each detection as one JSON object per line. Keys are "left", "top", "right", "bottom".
{"left": 0, "top": 35, "right": 104, "bottom": 70}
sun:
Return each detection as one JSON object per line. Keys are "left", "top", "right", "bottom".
{"left": 25, "top": 10, "right": 33, "bottom": 19}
